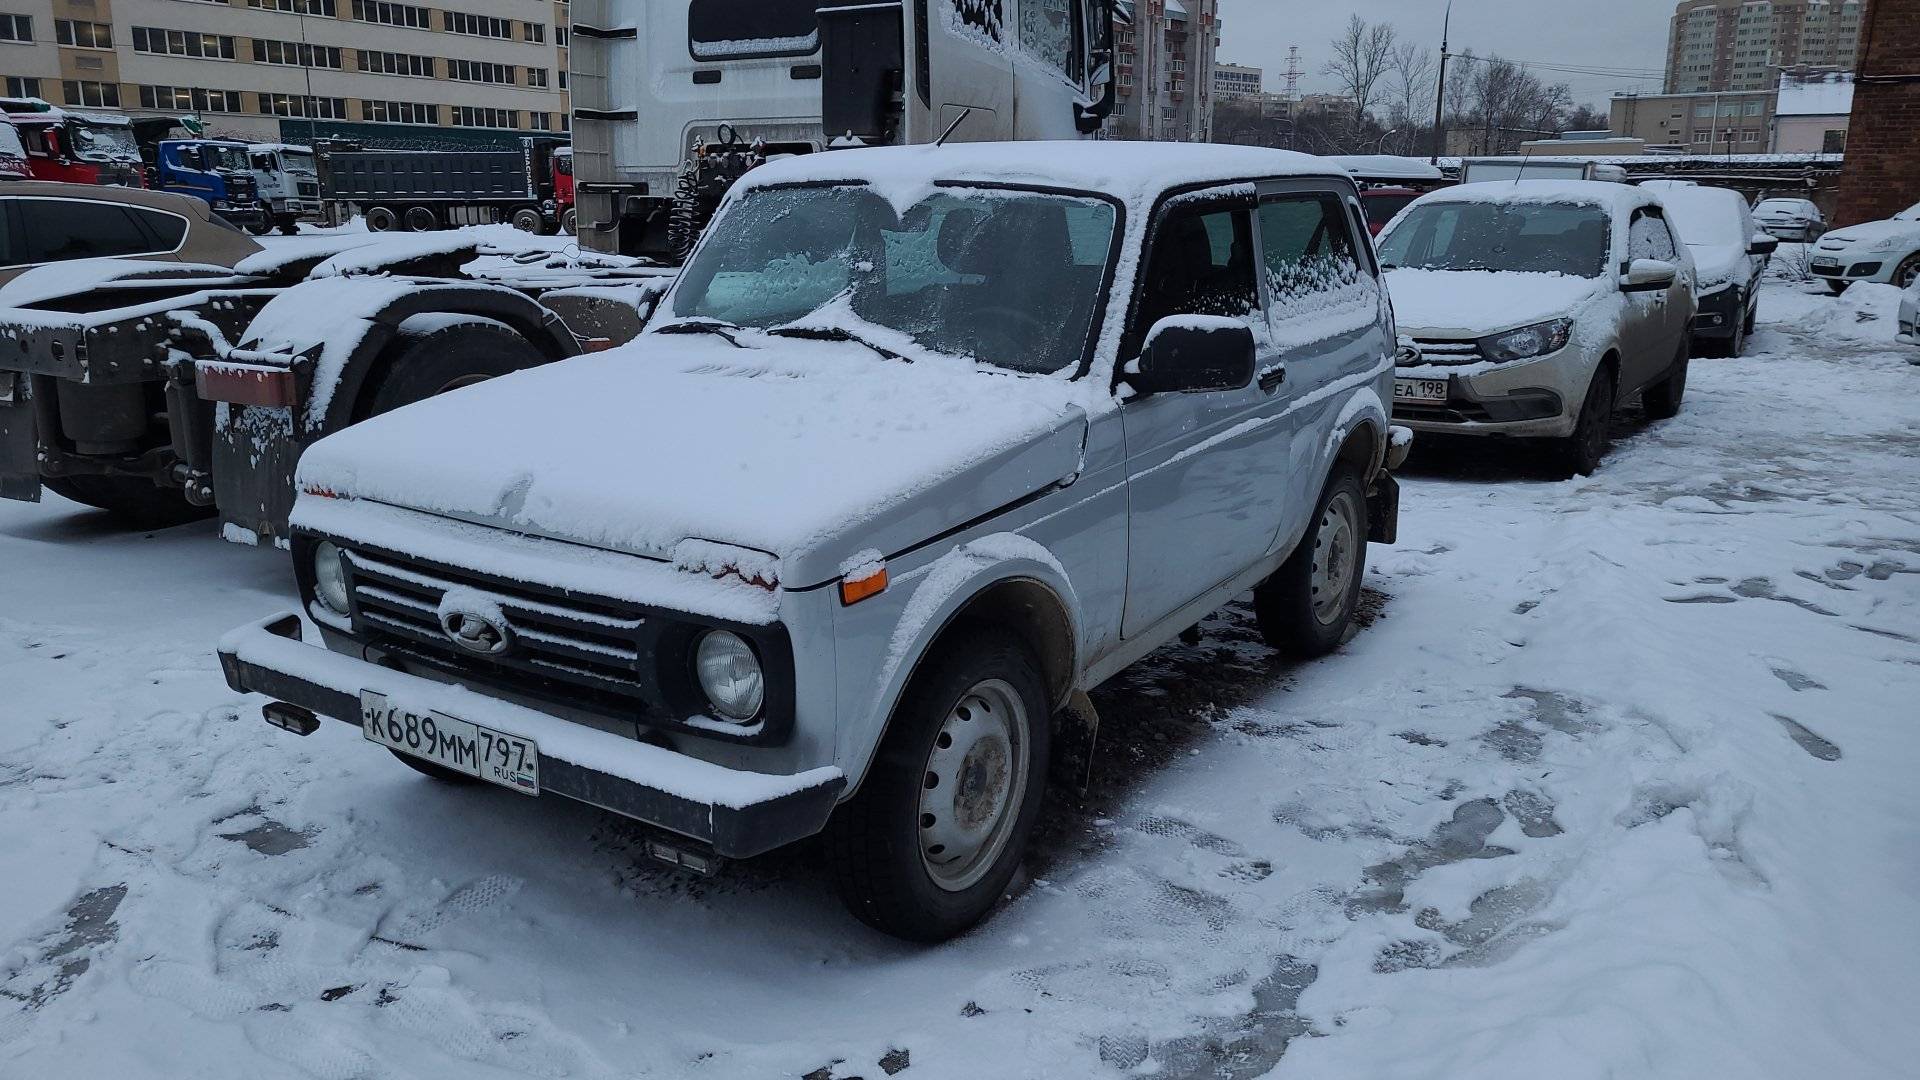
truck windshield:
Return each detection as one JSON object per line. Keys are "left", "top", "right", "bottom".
{"left": 70, "top": 122, "right": 139, "bottom": 163}
{"left": 688, "top": 0, "right": 819, "bottom": 59}
{"left": 206, "top": 145, "right": 250, "bottom": 172}
{"left": 280, "top": 150, "right": 316, "bottom": 174}
{"left": 671, "top": 184, "right": 1118, "bottom": 376}
{"left": 1377, "top": 200, "right": 1611, "bottom": 278}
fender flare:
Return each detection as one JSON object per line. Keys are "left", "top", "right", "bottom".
{"left": 838, "top": 534, "right": 1083, "bottom": 795}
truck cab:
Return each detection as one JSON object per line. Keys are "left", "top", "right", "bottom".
{"left": 0, "top": 120, "right": 27, "bottom": 180}
{"left": 248, "top": 144, "right": 323, "bottom": 235}
{"left": 3, "top": 108, "right": 145, "bottom": 187}
{"left": 149, "top": 139, "right": 266, "bottom": 230}
{"left": 570, "top": 0, "right": 1118, "bottom": 258}
{"left": 552, "top": 145, "right": 575, "bottom": 235}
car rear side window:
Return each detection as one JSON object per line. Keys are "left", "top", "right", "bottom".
{"left": 687, "top": 0, "right": 819, "bottom": 59}
{"left": 17, "top": 199, "right": 159, "bottom": 264}
{"left": 132, "top": 206, "right": 188, "bottom": 250}
{"left": 0, "top": 202, "right": 16, "bottom": 266}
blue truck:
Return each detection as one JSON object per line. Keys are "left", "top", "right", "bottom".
{"left": 142, "top": 138, "right": 266, "bottom": 231}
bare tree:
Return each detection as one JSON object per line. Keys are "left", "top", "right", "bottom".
{"left": 1384, "top": 42, "right": 1437, "bottom": 154}
{"left": 1323, "top": 15, "right": 1398, "bottom": 133}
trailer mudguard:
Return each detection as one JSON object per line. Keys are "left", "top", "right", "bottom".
{"left": 0, "top": 374, "right": 39, "bottom": 502}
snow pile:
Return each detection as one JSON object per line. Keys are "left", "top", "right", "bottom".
{"left": 1761, "top": 282, "right": 1907, "bottom": 346}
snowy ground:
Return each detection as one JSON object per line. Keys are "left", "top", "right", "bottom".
{"left": 3, "top": 278, "right": 1918, "bottom": 1079}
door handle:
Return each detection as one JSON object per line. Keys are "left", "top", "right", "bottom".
{"left": 1257, "top": 365, "right": 1286, "bottom": 394}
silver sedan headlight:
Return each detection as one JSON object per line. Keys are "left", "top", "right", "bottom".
{"left": 694, "top": 630, "right": 765, "bottom": 722}
{"left": 1480, "top": 319, "right": 1574, "bottom": 362}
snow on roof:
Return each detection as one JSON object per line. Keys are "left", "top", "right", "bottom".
{"left": 1327, "top": 155, "right": 1445, "bottom": 181}
{"left": 248, "top": 142, "right": 314, "bottom": 154}
{"left": 1776, "top": 72, "right": 1854, "bottom": 117}
{"left": 734, "top": 141, "right": 1347, "bottom": 208}
{"left": 1420, "top": 179, "right": 1659, "bottom": 213}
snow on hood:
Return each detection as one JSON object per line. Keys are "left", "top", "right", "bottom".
{"left": 294, "top": 334, "right": 1091, "bottom": 589}
{"left": 1384, "top": 268, "right": 1606, "bottom": 337}
{"left": 1822, "top": 218, "right": 1920, "bottom": 246}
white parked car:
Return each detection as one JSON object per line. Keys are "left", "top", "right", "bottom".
{"left": 1810, "top": 201, "right": 1920, "bottom": 294}
{"left": 1752, "top": 197, "right": 1826, "bottom": 243}
{"left": 1378, "top": 180, "right": 1697, "bottom": 475}
{"left": 1641, "top": 181, "right": 1777, "bottom": 357}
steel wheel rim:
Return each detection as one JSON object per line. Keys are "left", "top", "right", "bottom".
{"left": 918, "top": 678, "right": 1029, "bottom": 893}
{"left": 1310, "top": 490, "right": 1360, "bottom": 626}
{"left": 1582, "top": 381, "right": 1612, "bottom": 460}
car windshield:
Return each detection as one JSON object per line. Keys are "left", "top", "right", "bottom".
{"left": 1377, "top": 200, "right": 1611, "bottom": 277}
{"left": 70, "top": 122, "right": 139, "bottom": 163}
{"left": 206, "top": 145, "right": 249, "bottom": 172}
{"left": 669, "top": 184, "right": 1118, "bottom": 375}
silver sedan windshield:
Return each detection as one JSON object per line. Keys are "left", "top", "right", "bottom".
{"left": 1379, "top": 200, "right": 1611, "bottom": 277}
{"left": 670, "top": 184, "right": 1118, "bottom": 375}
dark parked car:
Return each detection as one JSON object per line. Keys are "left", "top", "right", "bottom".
{"left": 0, "top": 180, "right": 260, "bottom": 291}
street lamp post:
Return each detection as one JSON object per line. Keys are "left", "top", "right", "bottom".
{"left": 1430, "top": 0, "right": 1453, "bottom": 165}
{"left": 1377, "top": 127, "right": 1402, "bottom": 154}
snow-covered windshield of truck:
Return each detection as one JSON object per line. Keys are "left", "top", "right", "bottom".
{"left": 205, "top": 144, "right": 250, "bottom": 172}
{"left": 280, "top": 149, "right": 316, "bottom": 174}
{"left": 1377, "top": 200, "right": 1611, "bottom": 278}
{"left": 70, "top": 121, "right": 139, "bottom": 163}
{"left": 669, "top": 184, "right": 1118, "bottom": 375}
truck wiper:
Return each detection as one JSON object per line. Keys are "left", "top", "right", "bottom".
{"left": 654, "top": 319, "right": 745, "bottom": 348}
{"left": 765, "top": 325, "right": 910, "bottom": 363}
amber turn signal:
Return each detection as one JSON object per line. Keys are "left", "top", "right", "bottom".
{"left": 839, "top": 568, "right": 888, "bottom": 606}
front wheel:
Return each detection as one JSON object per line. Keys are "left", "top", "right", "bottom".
{"left": 1642, "top": 345, "right": 1689, "bottom": 420}
{"left": 825, "top": 628, "right": 1050, "bottom": 942}
{"left": 245, "top": 216, "right": 274, "bottom": 236}
{"left": 1255, "top": 463, "right": 1368, "bottom": 659}
{"left": 1558, "top": 366, "right": 1616, "bottom": 477}
{"left": 1893, "top": 254, "right": 1920, "bottom": 291}
{"left": 1826, "top": 279, "right": 1851, "bottom": 296}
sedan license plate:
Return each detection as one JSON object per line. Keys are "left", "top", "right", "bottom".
{"left": 1811, "top": 259, "right": 1840, "bottom": 272}
{"left": 361, "top": 691, "right": 539, "bottom": 794}
{"left": 1394, "top": 377, "right": 1449, "bottom": 404}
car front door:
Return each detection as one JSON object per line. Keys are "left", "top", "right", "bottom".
{"left": 1256, "top": 183, "right": 1388, "bottom": 556}
{"left": 1119, "top": 189, "right": 1290, "bottom": 639}
{"left": 1623, "top": 207, "right": 1685, "bottom": 390}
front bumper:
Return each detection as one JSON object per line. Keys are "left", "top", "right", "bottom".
{"left": 1391, "top": 347, "right": 1583, "bottom": 439}
{"left": 1809, "top": 252, "right": 1889, "bottom": 283}
{"left": 218, "top": 613, "right": 846, "bottom": 859}
{"left": 215, "top": 202, "right": 268, "bottom": 230}
{"left": 1691, "top": 286, "right": 1743, "bottom": 340}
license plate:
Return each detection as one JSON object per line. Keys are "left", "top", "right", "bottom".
{"left": 361, "top": 690, "right": 539, "bottom": 794}
{"left": 1394, "top": 377, "right": 1449, "bottom": 403}
{"left": 1811, "top": 259, "right": 1840, "bottom": 272}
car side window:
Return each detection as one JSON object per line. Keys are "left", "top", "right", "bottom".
{"left": 0, "top": 201, "right": 16, "bottom": 267}
{"left": 1134, "top": 204, "right": 1261, "bottom": 348}
{"left": 131, "top": 207, "right": 187, "bottom": 252}
{"left": 1258, "top": 193, "right": 1378, "bottom": 341}
{"left": 1628, "top": 210, "right": 1678, "bottom": 264}
{"left": 18, "top": 199, "right": 160, "bottom": 265}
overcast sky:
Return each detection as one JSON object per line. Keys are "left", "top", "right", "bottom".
{"left": 1215, "top": 0, "right": 1679, "bottom": 108}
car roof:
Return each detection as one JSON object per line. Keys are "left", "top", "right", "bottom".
{"left": 1414, "top": 179, "right": 1658, "bottom": 215}
{"left": 0, "top": 180, "right": 218, "bottom": 218}
{"left": 734, "top": 141, "right": 1352, "bottom": 208}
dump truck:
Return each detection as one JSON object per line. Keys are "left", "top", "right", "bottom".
{"left": 322, "top": 138, "right": 572, "bottom": 235}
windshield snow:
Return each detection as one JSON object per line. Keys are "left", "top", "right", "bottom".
{"left": 1378, "top": 200, "right": 1610, "bottom": 277}
{"left": 206, "top": 145, "right": 249, "bottom": 172}
{"left": 70, "top": 122, "right": 139, "bottom": 163}
{"left": 280, "top": 150, "right": 316, "bottom": 174}
{"left": 670, "top": 184, "right": 1118, "bottom": 375}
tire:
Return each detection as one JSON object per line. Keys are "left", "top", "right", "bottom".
{"left": 511, "top": 208, "right": 547, "bottom": 234}
{"left": 41, "top": 474, "right": 212, "bottom": 529}
{"left": 561, "top": 208, "right": 577, "bottom": 236}
{"left": 403, "top": 206, "right": 438, "bottom": 233}
{"left": 1826, "top": 279, "right": 1851, "bottom": 296}
{"left": 1254, "top": 463, "right": 1368, "bottom": 659}
{"left": 277, "top": 218, "right": 299, "bottom": 237}
{"left": 364, "top": 205, "right": 398, "bottom": 232}
{"left": 1696, "top": 303, "right": 1745, "bottom": 359}
{"left": 362, "top": 321, "right": 549, "bottom": 419}
{"left": 824, "top": 627, "right": 1050, "bottom": 942}
{"left": 1743, "top": 301, "right": 1756, "bottom": 337}
{"left": 387, "top": 749, "right": 478, "bottom": 785}
{"left": 244, "top": 216, "right": 273, "bottom": 236}
{"left": 1893, "top": 254, "right": 1920, "bottom": 291}
{"left": 1558, "top": 366, "right": 1616, "bottom": 477}
{"left": 1643, "top": 344, "right": 1689, "bottom": 421}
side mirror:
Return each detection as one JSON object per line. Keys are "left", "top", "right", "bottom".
{"left": 1748, "top": 233, "right": 1779, "bottom": 256}
{"left": 1619, "top": 258, "right": 1678, "bottom": 294}
{"left": 1125, "top": 317, "right": 1256, "bottom": 396}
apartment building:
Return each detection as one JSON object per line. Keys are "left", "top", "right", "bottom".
{"left": 0, "top": 0, "right": 569, "bottom": 147}
{"left": 1611, "top": 88, "right": 1778, "bottom": 152}
{"left": 1214, "top": 62, "right": 1261, "bottom": 99}
{"left": 1112, "top": 0, "right": 1220, "bottom": 142}
{"left": 1665, "top": 0, "right": 1867, "bottom": 93}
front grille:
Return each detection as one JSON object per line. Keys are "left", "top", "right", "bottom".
{"left": 1407, "top": 338, "right": 1484, "bottom": 366}
{"left": 344, "top": 549, "right": 652, "bottom": 704}
{"left": 297, "top": 181, "right": 319, "bottom": 197}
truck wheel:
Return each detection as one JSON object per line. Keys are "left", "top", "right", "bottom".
{"left": 1255, "top": 463, "right": 1368, "bottom": 659}
{"left": 561, "top": 209, "right": 577, "bottom": 236}
{"left": 363, "top": 321, "right": 548, "bottom": 418}
{"left": 511, "top": 208, "right": 547, "bottom": 234}
{"left": 364, "top": 206, "right": 398, "bottom": 232}
{"left": 245, "top": 216, "right": 274, "bottom": 236}
{"left": 1557, "top": 366, "right": 1616, "bottom": 477}
{"left": 404, "top": 207, "right": 438, "bottom": 232}
{"left": 41, "top": 475, "right": 212, "bottom": 529}
{"left": 277, "top": 218, "right": 299, "bottom": 237}
{"left": 1643, "top": 345, "right": 1689, "bottom": 420}
{"left": 825, "top": 627, "right": 1050, "bottom": 942}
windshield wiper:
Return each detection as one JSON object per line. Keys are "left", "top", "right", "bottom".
{"left": 654, "top": 319, "right": 745, "bottom": 348}
{"left": 766, "top": 325, "right": 910, "bottom": 363}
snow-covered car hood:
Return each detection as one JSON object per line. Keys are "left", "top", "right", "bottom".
{"left": 1687, "top": 242, "right": 1748, "bottom": 290}
{"left": 293, "top": 334, "right": 1090, "bottom": 590}
{"left": 1820, "top": 219, "right": 1920, "bottom": 248}
{"left": 1384, "top": 268, "right": 1608, "bottom": 337}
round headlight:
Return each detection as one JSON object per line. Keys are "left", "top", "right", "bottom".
{"left": 694, "top": 630, "right": 764, "bottom": 723}
{"left": 312, "top": 541, "right": 350, "bottom": 614}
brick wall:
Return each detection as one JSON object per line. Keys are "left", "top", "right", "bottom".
{"left": 1833, "top": 0, "right": 1920, "bottom": 226}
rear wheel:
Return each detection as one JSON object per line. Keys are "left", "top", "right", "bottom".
{"left": 1255, "top": 463, "right": 1368, "bottom": 658}
{"left": 1558, "top": 366, "right": 1616, "bottom": 477}
{"left": 363, "top": 205, "right": 398, "bottom": 232}
{"left": 277, "top": 217, "right": 299, "bottom": 236}
{"left": 1643, "top": 344, "right": 1689, "bottom": 420}
{"left": 362, "top": 321, "right": 549, "bottom": 418}
{"left": 560, "top": 208, "right": 577, "bottom": 236}
{"left": 42, "top": 474, "right": 211, "bottom": 529}
{"left": 403, "top": 206, "right": 438, "bottom": 232}
{"left": 511, "top": 207, "right": 547, "bottom": 234}
{"left": 825, "top": 627, "right": 1050, "bottom": 942}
